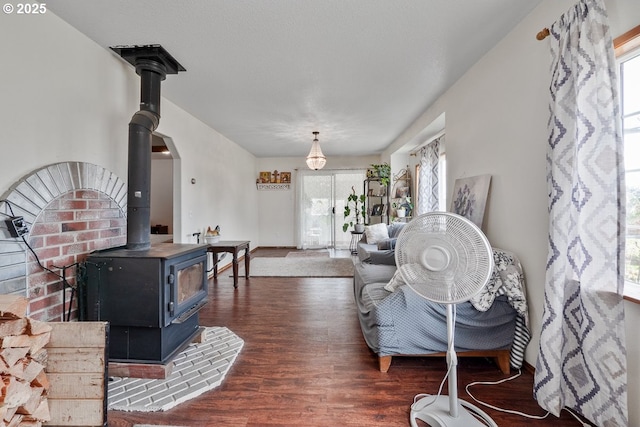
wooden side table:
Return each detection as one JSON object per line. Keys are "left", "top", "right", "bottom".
{"left": 207, "top": 240, "right": 250, "bottom": 288}
{"left": 350, "top": 231, "right": 364, "bottom": 255}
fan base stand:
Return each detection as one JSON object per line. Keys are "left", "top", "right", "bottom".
{"left": 410, "top": 395, "right": 497, "bottom": 427}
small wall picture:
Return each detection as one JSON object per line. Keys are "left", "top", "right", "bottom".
{"left": 259, "top": 171, "right": 271, "bottom": 183}
{"left": 281, "top": 172, "right": 291, "bottom": 183}
{"left": 450, "top": 174, "right": 492, "bottom": 228}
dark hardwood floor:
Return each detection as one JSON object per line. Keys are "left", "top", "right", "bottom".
{"left": 107, "top": 248, "right": 586, "bottom": 427}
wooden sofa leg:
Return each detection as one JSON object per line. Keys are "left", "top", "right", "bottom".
{"left": 495, "top": 351, "right": 510, "bottom": 375}
{"left": 379, "top": 355, "right": 392, "bottom": 373}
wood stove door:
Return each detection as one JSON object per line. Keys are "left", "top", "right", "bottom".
{"left": 166, "top": 253, "right": 207, "bottom": 326}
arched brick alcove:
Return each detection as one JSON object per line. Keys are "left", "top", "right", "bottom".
{"left": 0, "top": 162, "right": 127, "bottom": 321}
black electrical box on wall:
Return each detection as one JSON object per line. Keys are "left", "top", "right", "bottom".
{"left": 4, "top": 216, "right": 28, "bottom": 238}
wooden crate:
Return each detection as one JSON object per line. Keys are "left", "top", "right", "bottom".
{"left": 43, "top": 322, "right": 108, "bottom": 427}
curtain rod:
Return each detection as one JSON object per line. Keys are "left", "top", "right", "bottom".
{"left": 537, "top": 23, "right": 640, "bottom": 47}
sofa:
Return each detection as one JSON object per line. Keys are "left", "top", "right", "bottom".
{"left": 356, "top": 222, "right": 406, "bottom": 264}
{"left": 353, "top": 222, "right": 530, "bottom": 373}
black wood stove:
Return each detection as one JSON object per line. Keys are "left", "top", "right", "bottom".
{"left": 84, "top": 46, "right": 208, "bottom": 364}
{"left": 85, "top": 243, "right": 207, "bottom": 363}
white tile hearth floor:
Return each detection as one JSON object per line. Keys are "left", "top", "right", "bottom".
{"left": 108, "top": 326, "right": 244, "bottom": 412}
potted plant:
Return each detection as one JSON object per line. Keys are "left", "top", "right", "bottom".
{"left": 403, "top": 196, "right": 414, "bottom": 216}
{"left": 392, "top": 196, "right": 413, "bottom": 219}
{"left": 370, "top": 162, "right": 391, "bottom": 187}
{"left": 343, "top": 186, "right": 367, "bottom": 232}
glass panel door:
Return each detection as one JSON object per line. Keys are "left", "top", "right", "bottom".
{"left": 298, "top": 170, "right": 367, "bottom": 250}
{"left": 300, "top": 174, "right": 333, "bottom": 249}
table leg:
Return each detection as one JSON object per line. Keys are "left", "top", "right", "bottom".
{"left": 232, "top": 250, "right": 239, "bottom": 288}
{"left": 244, "top": 247, "right": 250, "bottom": 278}
{"left": 213, "top": 253, "right": 219, "bottom": 279}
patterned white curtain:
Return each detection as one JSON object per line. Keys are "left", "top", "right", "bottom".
{"left": 416, "top": 138, "right": 440, "bottom": 215}
{"left": 533, "top": 1, "right": 627, "bottom": 426}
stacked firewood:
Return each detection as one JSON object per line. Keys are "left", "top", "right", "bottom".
{"left": 0, "top": 296, "right": 50, "bottom": 427}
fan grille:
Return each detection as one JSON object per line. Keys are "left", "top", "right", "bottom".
{"left": 394, "top": 212, "right": 493, "bottom": 304}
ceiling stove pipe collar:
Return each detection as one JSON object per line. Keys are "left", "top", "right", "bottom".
{"left": 135, "top": 59, "right": 166, "bottom": 118}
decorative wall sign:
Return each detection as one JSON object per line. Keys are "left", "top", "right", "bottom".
{"left": 256, "top": 170, "right": 291, "bottom": 187}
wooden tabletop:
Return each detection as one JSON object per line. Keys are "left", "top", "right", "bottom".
{"left": 206, "top": 240, "right": 250, "bottom": 249}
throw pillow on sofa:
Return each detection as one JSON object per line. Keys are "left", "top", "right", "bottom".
{"left": 388, "top": 222, "right": 406, "bottom": 238}
{"left": 364, "top": 223, "right": 389, "bottom": 244}
{"left": 384, "top": 269, "right": 405, "bottom": 292}
{"left": 377, "top": 238, "right": 397, "bottom": 250}
{"left": 367, "top": 250, "right": 396, "bottom": 265}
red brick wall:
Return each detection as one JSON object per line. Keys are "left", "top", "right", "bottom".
{"left": 27, "top": 190, "right": 126, "bottom": 321}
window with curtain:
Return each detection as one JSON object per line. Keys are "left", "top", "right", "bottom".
{"left": 618, "top": 27, "right": 640, "bottom": 291}
{"left": 415, "top": 136, "right": 446, "bottom": 216}
{"left": 533, "top": 3, "right": 628, "bottom": 423}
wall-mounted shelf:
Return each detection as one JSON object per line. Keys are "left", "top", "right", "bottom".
{"left": 257, "top": 170, "right": 291, "bottom": 190}
{"left": 256, "top": 183, "right": 290, "bottom": 190}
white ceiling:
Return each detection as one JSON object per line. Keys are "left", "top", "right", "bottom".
{"left": 47, "top": 0, "right": 541, "bottom": 158}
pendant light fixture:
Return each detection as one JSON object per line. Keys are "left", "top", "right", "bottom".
{"left": 306, "top": 131, "right": 327, "bottom": 170}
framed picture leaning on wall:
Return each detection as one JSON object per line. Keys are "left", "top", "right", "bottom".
{"left": 450, "top": 174, "right": 491, "bottom": 229}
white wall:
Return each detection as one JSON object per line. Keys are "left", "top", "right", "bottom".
{"left": 384, "top": 0, "right": 640, "bottom": 423}
{"left": 157, "top": 99, "right": 259, "bottom": 247}
{"left": 256, "top": 155, "right": 381, "bottom": 246}
{"left": 0, "top": 10, "right": 259, "bottom": 255}
{"left": 0, "top": 12, "right": 135, "bottom": 190}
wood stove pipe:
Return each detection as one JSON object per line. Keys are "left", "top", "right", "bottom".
{"left": 110, "top": 45, "right": 185, "bottom": 250}
{"left": 126, "top": 60, "right": 164, "bottom": 250}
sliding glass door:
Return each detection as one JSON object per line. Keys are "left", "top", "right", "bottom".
{"left": 299, "top": 173, "right": 333, "bottom": 249}
{"left": 297, "top": 170, "right": 367, "bottom": 249}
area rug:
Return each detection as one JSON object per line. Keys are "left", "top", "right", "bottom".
{"left": 108, "top": 326, "right": 244, "bottom": 412}
{"left": 244, "top": 256, "right": 354, "bottom": 277}
{"left": 285, "top": 249, "right": 330, "bottom": 258}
